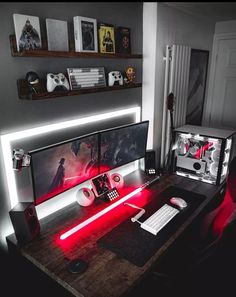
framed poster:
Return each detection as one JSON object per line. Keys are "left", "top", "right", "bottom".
{"left": 98, "top": 23, "right": 115, "bottom": 54}
{"left": 46, "top": 18, "right": 69, "bottom": 52}
{"left": 73, "top": 16, "right": 98, "bottom": 52}
{"left": 186, "top": 49, "right": 209, "bottom": 125}
{"left": 13, "top": 13, "right": 42, "bottom": 52}
{"left": 115, "top": 26, "right": 131, "bottom": 54}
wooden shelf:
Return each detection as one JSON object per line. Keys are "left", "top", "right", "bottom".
{"left": 17, "top": 79, "right": 142, "bottom": 100}
{"left": 10, "top": 35, "right": 142, "bottom": 59}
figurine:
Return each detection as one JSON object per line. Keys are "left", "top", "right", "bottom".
{"left": 125, "top": 67, "right": 136, "bottom": 83}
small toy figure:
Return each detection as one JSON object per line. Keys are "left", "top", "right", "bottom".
{"left": 125, "top": 67, "right": 136, "bottom": 83}
{"left": 25, "top": 71, "right": 40, "bottom": 94}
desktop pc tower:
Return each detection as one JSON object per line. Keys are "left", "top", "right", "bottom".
{"left": 172, "top": 125, "right": 235, "bottom": 185}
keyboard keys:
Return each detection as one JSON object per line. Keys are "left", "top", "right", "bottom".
{"left": 140, "top": 204, "right": 179, "bottom": 235}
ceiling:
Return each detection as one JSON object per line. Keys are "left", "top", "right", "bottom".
{"left": 164, "top": 2, "right": 236, "bottom": 22}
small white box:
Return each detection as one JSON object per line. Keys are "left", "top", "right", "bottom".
{"left": 73, "top": 16, "right": 98, "bottom": 53}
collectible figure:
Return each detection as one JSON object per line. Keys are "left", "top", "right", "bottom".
{"left": 125, "top": 67, "right": 136, "bottom": 83}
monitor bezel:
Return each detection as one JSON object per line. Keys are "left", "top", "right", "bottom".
{"left": 29, "top": 131, "right": 99, "bottom": 206}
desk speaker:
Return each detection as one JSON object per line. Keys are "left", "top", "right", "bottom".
{"left": 110, "top": 173, "right": 124, "bottom": 189}
{"left": 9, "top": 202, "right": 40, "bottom": 243}
{"left": 145, "top": 150, "right": 156, "bottom": 171}
{"left": 76, "top": 187, "right": 95, "bottom": 206}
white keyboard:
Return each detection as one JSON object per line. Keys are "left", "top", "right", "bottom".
{"left": 140, "top": 204, "right": 179, "bottom": 235}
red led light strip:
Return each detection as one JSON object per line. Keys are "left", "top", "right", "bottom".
{"left": 60, "top": 186, "right": 143, "bottom": 240}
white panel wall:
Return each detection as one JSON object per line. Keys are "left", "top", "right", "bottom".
{"left": 142, "top": 2, "right": 158, "bottom": 150}
{"left": 146, "top": 3, "right": 215, "bottom": 166}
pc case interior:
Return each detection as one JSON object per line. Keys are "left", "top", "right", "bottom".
{"left": 172, "top": 125, "right": 235, "bottom": 185}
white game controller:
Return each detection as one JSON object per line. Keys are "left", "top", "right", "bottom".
{"left": 46, "top": 73, "right": 70, "bottom": 92}
{"left": 108, "top": 71, "right": 123, "bottom": 87}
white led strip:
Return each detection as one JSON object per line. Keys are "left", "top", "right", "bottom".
{"left": 0, "top": 106, "right": 141, "bottom": 210}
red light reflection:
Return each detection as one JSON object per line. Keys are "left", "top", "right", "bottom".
{"left": 55, "top": 185, "right": 152, "bottom": 256}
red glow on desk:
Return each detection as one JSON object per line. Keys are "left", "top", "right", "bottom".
{"left": 59, "top": 186, "right": 146, "bottom": 241}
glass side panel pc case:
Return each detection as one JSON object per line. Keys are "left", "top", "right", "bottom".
{"left": 99, "top": 121, "right": 149, "bottom": 174}
{"left": 172, "top": 125, "right": 235, "bottom": 185}
{"left": 29, "top": 133, "right": 99, "bottom": 205}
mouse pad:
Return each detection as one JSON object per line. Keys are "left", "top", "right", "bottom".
{"left": 97, "top": 186, "right": 206, "bottom": 267}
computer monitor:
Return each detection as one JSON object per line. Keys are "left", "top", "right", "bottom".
{"left": 99, "top": 121, "right": 149, "bottom": 173}
{"left": 29, "top": 132, "right": 99, "bottom": 205}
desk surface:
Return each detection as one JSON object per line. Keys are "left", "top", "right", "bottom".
{"left": 7, "top": 171, "right": 223, "bottom": 297}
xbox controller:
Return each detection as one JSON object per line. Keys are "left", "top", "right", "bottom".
{"left": 46, "top": 73, "right": 70, "bottom": 92}
{"left": 108, "top": 71, "right": 123, "bottom": 87}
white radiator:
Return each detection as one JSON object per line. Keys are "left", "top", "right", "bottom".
{"left": 161, "top": 44, "right": 191, "bottom": 168}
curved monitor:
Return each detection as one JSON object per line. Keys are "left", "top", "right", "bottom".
{"left": 99, "top": 121, "right": 149, "bottom": 174}
{"left": 29, "top": 132, "right": 99, "bottom": 205}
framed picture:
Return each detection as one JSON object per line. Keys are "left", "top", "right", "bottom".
{"left": 186, "top": 49, "right": 209, "bottom": 126}
{"left": 115, "top": 26, "right": 131, "bottom": 54}
{"left": 46, "top": 18, "right": 69, "bottom": 52}
{"left": 73, "top": 16, "right": 98, "bottom": 52}
{"left": 13, "top": 13, "right": 42, "bottom": 52}
{"left": 98, "top": 23, "right": 115, "bottom": 54}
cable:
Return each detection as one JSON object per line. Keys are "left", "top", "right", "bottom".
{"left": 124, "top": 202, "right": 146, "bottom": 223}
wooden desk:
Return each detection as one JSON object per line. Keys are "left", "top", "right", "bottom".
{"left": 6, "top": 171, "right": 223, "bottom": 297}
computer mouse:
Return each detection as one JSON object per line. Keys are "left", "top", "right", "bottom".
{"left": 67, "top": 258, "right": 89, "bottom": 274}
{"left": 170, "top": 197, "right": 187, "bottom": 209}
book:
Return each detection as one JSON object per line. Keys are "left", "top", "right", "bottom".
{"left": 13, "top": 13, "right": 42, "bottom": 52}
{"left": 46, "top": 18, "right": 69, "bottom": 52}
{"left": 115, "top": 26, "right": 131, "bottom": 54}
{"left": 98, "top": 23, "right": 115, "bottom": 54}
{"left": 73, "top": 16, "right": 98, "bottom": 52}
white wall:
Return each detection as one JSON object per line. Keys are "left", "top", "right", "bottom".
{"left": 203, "top": 20, "right": 236, "bottom": 128}
{"left": 215, "top": 20, "right": 236, "bottom": 34}
{"left": 142, "top": 3, "right": 158, "bottom": 150}
{"left": 145, "top": 3, "right": 215, "bottom": 166}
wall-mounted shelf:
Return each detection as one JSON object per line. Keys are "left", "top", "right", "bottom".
{"left": 17, "top": 79, "right": 142, "bottom": 100}
{"left": 10, "top": 35, "right": 142, "bottom": 59}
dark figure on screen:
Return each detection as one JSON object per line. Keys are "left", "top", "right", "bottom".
{"left": 49, "top": 157, "right": 65, "bottom": 192}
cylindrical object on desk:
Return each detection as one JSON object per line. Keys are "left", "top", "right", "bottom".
{"left": 145, "top": 150, "right": 156, "bottom": 171}
{"left": 110, "top": 173, "right": 125, "bottom": 189}
{"left": 76, "top": 187, "right": 95, "bottom": 206}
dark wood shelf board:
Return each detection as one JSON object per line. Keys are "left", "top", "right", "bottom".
{"left": 10, "top": 35, "right": 142, "bottom": 59}
{"left": 17, "top": 79, "right": 142, "bottom": 100}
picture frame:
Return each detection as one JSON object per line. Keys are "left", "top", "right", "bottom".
{"left": 13, "top": 13, "right": 42, "bottom": 52}
{"left": 115, "top": 26, "right": 131, "bottom": 54}
{"left": 46, "top": 18, "right": 69, "bottom": 52}
{"left": 186, "top": 49, "right": 209, "bottom": 126}
{"left": 73, "top": 16, "right": 98, "bottom": 52}
{"left": 98, "top": 23, "right": 115, "bottom": 54}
